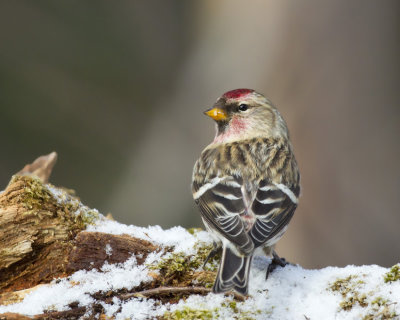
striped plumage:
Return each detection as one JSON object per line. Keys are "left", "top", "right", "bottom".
{"left": 192, "top": 89, "right": 300, "bottom": 296}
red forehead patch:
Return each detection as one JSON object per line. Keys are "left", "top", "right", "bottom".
{"left": 222, "top": 88, "right": 254, "bottom": 99}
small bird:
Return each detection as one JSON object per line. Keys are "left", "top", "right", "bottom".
{"left": 192, "top": 89, "right": 300, "bottom": 296}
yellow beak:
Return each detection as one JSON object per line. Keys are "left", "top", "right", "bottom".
{"left": 204, "top": 108, "right": 227, "bottom": 121}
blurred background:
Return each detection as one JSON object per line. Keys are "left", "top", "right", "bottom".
{"left": 0, "top": 0, "right": 399, "bottom": 269}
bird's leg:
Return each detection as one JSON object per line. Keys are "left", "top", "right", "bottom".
{"left": 266, "top": 251, "right": 288, "bottom": 280}
{"left": 203, "top": 243, "right": 222, "bottom": 268}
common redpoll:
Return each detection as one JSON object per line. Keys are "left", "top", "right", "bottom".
{"left": 192, "top": 89, "right": 300, "bottom": 296}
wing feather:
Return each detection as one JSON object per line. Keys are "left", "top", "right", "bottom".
{"left": 193, "top": 177, "right": 254, "bottom": 254}
{"left": 249, "top": 180, "right": 298, "bottom": 247}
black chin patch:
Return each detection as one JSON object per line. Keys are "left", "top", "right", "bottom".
{"left": 217, "top": 121, "right": 229, "bottom": 135}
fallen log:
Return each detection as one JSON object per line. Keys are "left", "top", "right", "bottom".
{"left": 0, "top": 153, "right": 218, "bottom": 319}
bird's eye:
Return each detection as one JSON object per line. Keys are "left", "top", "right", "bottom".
{"left": 238, "top": 104, "right": 248, "bottom": 112}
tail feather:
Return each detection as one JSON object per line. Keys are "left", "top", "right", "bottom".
{"left": 213, "top": 246, "right": 252, "bottom": 296}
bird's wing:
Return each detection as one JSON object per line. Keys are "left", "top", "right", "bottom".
{"left": 249, "top": 179, "right": 300, "bottom": 248}
{"left": 193, "top": 176, "right": 254, "bottom": 255}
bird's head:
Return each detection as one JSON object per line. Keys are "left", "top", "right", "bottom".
{"left": 205, "top": 89, "right": 289, "bottom": 144}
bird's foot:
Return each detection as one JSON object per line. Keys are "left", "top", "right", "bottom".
{"left": 266, "top": 251, "right": 288, "bottom": 280}
{"left": 203, "top": 246, "right": 222, "bottom": 268}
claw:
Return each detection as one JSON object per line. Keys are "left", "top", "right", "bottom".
{"left": 266, "top": 251, "right": 288, "bottom": 279}
{"left": 203, "top": 245, "right": 222, "bottom": 268}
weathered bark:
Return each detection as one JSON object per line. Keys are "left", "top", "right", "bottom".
{"left": 0, "top": 153, "right": 161, "bottom": 295}
{"left": 15, "top": 152, "right": 58, "bottom": 184}
{"left": 0, "top": 175, "right": 160, "bottom": 294}
{"left": 0, "top": 175, "right": 78, "bottom": 292}
{"left": 67, "top": 231, "right": 159, "bottom": 273}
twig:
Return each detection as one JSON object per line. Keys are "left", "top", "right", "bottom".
{"left": 107, "top": 286, "right": 245, "bottom": 302}
{"left": 121, "top": 286, "right": 210, "bottom": 299}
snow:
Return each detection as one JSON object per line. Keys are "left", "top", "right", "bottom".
{"left": 0, "top": 254, "right": 158, "bottom": 315}
{"left": 105, "top": 243, "right": 113, "bottom": 256}
{"left": 47, "top": 184, "right": 101, "bottom": 218}
{"left": 86, "top": 218, "right": 212, "bottom": 255}
{"left": 1, "top": 215, "right": 399, "bottom": 319}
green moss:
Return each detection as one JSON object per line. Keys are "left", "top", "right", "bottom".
{"left": 151, "top": 251, "right": 189, "bottom": 280}
{"left": 384, "top": 265, "right": 400, "bottom": 283}
{"left": 193, "top": 243, "right": 220, "bottom": 272}
{"left": 371, "top": 297, "right": 388, "bottom": 307}
{"left": 330, "top": 276, "right": 354, "bottom": 296}
{"left": 11, "top": 175, "right": 99, "bottom": 231}
{"left": 339, "top": 294, "right": 368, "bottom": 311}
{"left": 329, "top": 275, "right": 368, "bottom": 311}
{"left": 163, "top": 307, "right": 214, "bottom": 320}
{"left": 187, "top": 228, "right": 203, "bottom": 235}
{"left": 73, "top": 208, "right": 99, "bottom": 229}
{"left": 195, "top": 271, "right": 217, "bottom": 288}
{"left": 162, "top": 304, "right": 262, "bottom": 320}
{"left": 148, "top": 242, "right": 219, "bottom": 287}
{"left": 222, "top": 301, "right": 262, "bottom": 319}
{"left": 329, "top": 274, "right": 399, "bottom": 317}
{"left": 15, "top": 175, "right": 55, "bottom": 211}
{"left": 225, "top": 301, "right": 237, "bottom": 312}
{"left": 363, "top": 296, "right": 398, "bottom": 320}
{"left": 363, "top": 311, "right": 398, "bottom": 320}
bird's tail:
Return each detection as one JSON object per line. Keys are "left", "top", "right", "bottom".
{"left": 213, "top": 246, "right": 252, "bottom": 296}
